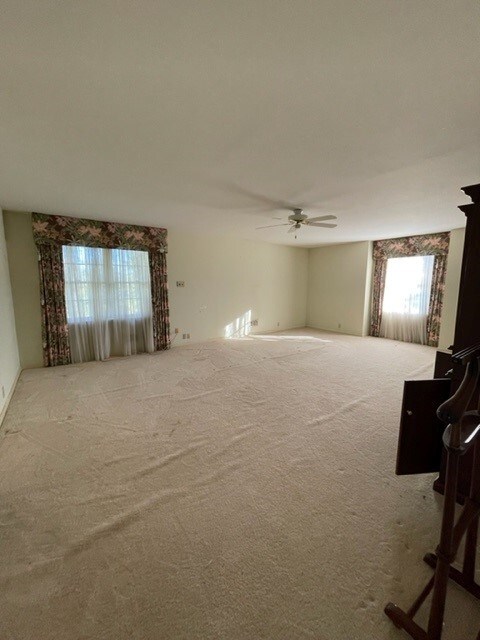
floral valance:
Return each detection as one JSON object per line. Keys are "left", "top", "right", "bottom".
{"left": 32, "top": 212, "right": 168, "bottom": 253}
{"left": 373, "top": 232, "right": 450, "bottom": 260}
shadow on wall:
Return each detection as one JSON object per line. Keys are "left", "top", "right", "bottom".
{"left": 225, "top": 310, "right": 252, "bottom": 338}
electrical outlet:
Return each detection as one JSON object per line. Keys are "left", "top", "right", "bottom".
{"left": 338, "top": 323, "right": 342, "bottom": 329}
{"left": 176, "top": 281, "right": 185, "bottom": 287}
{"left": 277, "top": 322, "right": 280, "bottom": 327}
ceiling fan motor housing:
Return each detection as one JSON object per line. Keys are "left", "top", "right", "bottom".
{"left": 289, "top": 208, "right": 307, "bottom": 223}
{"left": 256, "top": 208, "right": 337, "bottom": 233}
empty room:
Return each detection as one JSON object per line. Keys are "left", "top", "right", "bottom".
{"left": 0, "top": 2, "right": 479, "bottom": 639}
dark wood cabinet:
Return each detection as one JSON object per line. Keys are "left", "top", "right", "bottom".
{"left": 395, "top": 184, "right": 480, "bottom": 499}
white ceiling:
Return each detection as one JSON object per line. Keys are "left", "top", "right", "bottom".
{"left": 0, "top": 1, "right": 478, "bottom": 246}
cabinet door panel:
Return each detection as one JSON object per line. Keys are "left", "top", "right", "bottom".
{"left": 396, "top": 379, "right": 451, "bottom": 475}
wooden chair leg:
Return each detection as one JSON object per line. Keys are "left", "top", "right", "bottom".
{"left": 384, "top": 603, "right": 428, "bottom": 639}
{"left": 383, "top": 449, "right": 462, "bottom": 639}
{"left": 427, "top": 451, "right": 460, "bottom": 639}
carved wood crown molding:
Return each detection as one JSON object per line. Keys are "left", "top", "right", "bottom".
{"left": 459, "top": 183, "right": 480, "bottom": 217}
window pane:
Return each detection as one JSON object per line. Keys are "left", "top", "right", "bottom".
{"left": 62, "top": 245, "right": 152, "bottom": 322}
{"left": 382, "top": 255, "right": 434, "bottom": 315}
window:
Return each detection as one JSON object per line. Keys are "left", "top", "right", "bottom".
{"left": 62, "top": 245, "right": 152, "bottom": 322}
{"left": 62, "top": 245, "right": 154, "bottom": 363}
{"left": 382, "top": 255, "right": 434, "bottom": 316}
{"left": 380, "top": 255, "right": 435, "bottom": 344}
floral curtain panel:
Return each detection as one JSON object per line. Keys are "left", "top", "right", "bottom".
{"left": 370, "top": 231, "right": 450, "bottom": 347}
{"left": 370, "top": 259, "right": 388, "bottom": 338}
{"left": 37, "top": 244, "right": 71, "bottom": 367}
{"left": 32, "top": 212, "right": 170, "bottom": 366}
{"left": 427, "top": 254, "right": 448, "bottom": 347}
{"left": 148, "top": 251, "right": 170, "bottom": 351}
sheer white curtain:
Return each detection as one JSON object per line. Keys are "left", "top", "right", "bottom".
{"left": 62, "top": 246, "right": 154, "bottom": 363}
{"left": 380, "top": 255, "right": 434, "bottom": 344}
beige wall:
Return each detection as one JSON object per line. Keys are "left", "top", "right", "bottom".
{"left": 3, "top": 211, "right": 43, "bottom": 368}
{"left": 0, "top": 210, "right": 20, "bottom": 421}
{"left": 438, "top": 227, "right": 465, "bottom": 350}
{"left": 3, "top": 212, "right": 308, "bottom": 368}
{"left": 307, "top": 241, "right": 373, "bottom": 337}
{"left": 168, "top": 230, "right": 308, "bottom": 344}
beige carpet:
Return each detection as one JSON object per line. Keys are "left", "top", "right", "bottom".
{"left": 0, "top": 329, "right": 479, "bottom": 640}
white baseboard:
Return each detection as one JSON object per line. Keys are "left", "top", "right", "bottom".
{"left": 305, "top": 323, "right": 364, "bottom": 337}
{"left": 0, "top": 368, "right": 21, "bottom": 429}
{"left": 250, "top": 323, "right": 307, "bottom": 335}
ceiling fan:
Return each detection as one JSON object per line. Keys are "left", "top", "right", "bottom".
{"left": 256, "top": 208, "right": 337, "bottom": 236}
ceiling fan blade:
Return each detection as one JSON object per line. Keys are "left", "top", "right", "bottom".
{"left": 255, "top": 223, "right": 291, "bottom": 230}
{"left": 307, "top": 214, "right": 337, "bottom": 222}
{"left": 287, "top": 225, "right": 297, "bottom": 233}
{"left": 306, "top": 222, "right": 337, "bottom": 228}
